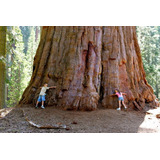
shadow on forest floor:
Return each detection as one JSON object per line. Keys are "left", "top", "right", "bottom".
{"left": 0, "top": 105, "right": 160, "bottom": 133}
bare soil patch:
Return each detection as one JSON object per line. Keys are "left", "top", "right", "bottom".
{"left": 0, "top": 106, "right": 160, "bottom": 133}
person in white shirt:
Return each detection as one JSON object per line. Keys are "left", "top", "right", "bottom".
{"left": 35, "top": 83, "right": 56, "bottom": 109}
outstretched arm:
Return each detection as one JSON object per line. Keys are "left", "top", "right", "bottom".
{"left": 122, "top": 92, "right": 127, "bottom": 95}
{"left": 49, "top": 86, "right": 56, "bottom": 89}
{"left": 110, "top": 94, "right": 117, "bottom": 97}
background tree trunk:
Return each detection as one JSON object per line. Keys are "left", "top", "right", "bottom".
{"left": 0, "top": 26, "right": 6, "bottom": 109}
{"left": 19, "top": 26, "right": 156, "bottom": 111}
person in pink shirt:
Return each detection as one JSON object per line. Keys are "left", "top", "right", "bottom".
{"left": 110, "top": 89, "right": 127, "bottom": 111}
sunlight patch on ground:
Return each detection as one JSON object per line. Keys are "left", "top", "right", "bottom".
{"left": 138, "top": 108, "right": 160, "bottom": 133}
{"left": 0, "top": 108, "right": 13, "bottom": 118}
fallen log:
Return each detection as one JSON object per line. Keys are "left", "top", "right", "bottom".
{"left": 156, "top": 114, "right": 160, "bottom": 119}
{"left": 22, "top": 109, "right": 69, "bottom": 130}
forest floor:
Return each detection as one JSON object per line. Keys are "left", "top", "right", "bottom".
{"left": 0, "top": 105, "right": 160, "bottom": 133}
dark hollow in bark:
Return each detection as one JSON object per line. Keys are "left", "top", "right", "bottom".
{"left": 19, "top": 26, "right": 156, "bottom": 111}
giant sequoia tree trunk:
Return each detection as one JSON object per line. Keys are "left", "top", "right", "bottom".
{"left": 19, "top": 26, "right": 156, "bottom": 111}
{"left": 0, "top": 26, "right": 6, "bottom": 109}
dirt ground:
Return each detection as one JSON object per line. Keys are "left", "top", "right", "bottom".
{"left": 0, "top": 105, "right": 160, "bottom": 133}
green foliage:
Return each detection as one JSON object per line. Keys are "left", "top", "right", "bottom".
{"left": 137, "top": 26, "right": 160, "bottom": 98}
{"left": 6, "top": 26, "right": 40, "bottom": 107}
{"left": 25, "top": 27, "right": 37, "bottom": 80}
{"left": 19, "top": 26, "right": 32, "bottom": 54}
{"left": 6, "top": 26, "right": 25, "bottom": 106}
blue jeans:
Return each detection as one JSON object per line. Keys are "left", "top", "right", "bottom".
{"left": 38, "top": 95, "right": 46, "bottom": 102}
{"left": 118, "top": 97, "right": 124, "bottom": 101}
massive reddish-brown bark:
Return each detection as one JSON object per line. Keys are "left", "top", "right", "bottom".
{"left": 19, "top": 26, "right": 156, "bottom": 111}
